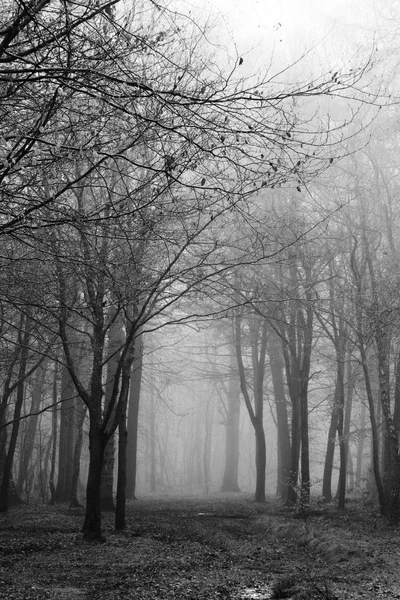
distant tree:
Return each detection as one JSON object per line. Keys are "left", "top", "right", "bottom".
{"left": 235, "top": 309, "right": 268, "bottom": 502}
{"left": 16, "top": 361, "right": 48, "bottom": 501}
{"left": 267, "top": 329, "right": 290, "bottom": 501}
{"left": 220, "top": 347, "right": 241, "bottom": 494}
{"left": 126, "top": 331, "right": 143, "bottom": 500}
{"left": 274, "top": 260, "right": 314, "bottom": 507}
{"left": 54, "top": 366, "right": 78, "bottom": 503}
{"left": 315, "top": 256, "right": 351, "bottom": 506}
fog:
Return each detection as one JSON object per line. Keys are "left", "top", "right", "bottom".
{"left": 2, "top": 0, "right": 400, "bottom": 536}
{"left": 124, "top": 0, "right": 392, "bottom": 502}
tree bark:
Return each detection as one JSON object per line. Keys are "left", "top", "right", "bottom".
{"left": 287, "top": 393, "right": 301, "bottom": 505}
{"left": 115, "top": 407, "right": 128, "bottom": 530}
{"left": 355, "top": 398, "right": 366, "bottom": 487}
{"left": 355, "top": 310, "right": 386, "bottom": 515}
{"left": 70, "top": 400, "right": 87, "bottom": 508}
{"left": 279, "top": 265, "right": 314, "bottom": 507}
{"left": 322, "top": 399, "right": 339, "bottom": 502}
{"left": 299, "top": 380, "right": 310, "bottom": 507}
{"left": 376, "top": 329, "right": 400, "bottom": 522}
{"left": 17, "top": 362, "right": 47, "bottom": 499}
{"left": 0, "top": 314, "right": 31, "bottom": 512}
{"left": 55, "top": 365, "right": 77, "bottom": 502}
{"left": 235, "top": 313, "right": 267, "bottom": 503}
{"left": 336, "top": 374, "right": 346, "bottom": 510}
{"left": 323, "top": 351, "right": 345, "bottom": 504}
{"left": 221, "top": 352, "right": 241, "bottom": 492}
{"left": 267, "top": 331, "right": 290, "bottom": 500}
{"left": 149, "top": 386, "right": 156, "bottom": 493}
{"left": 254, "top": 422, "right": 266, "bottom": 502}
{"left": 126, "top": 331, "right": 143, "bottom": 500}
{"left": 49, "top": 361, "right": 59, "bottom": 504}
{"left": 101, "top": 312, "right": 124, "bottom": 510}
{"left": 114, "top": 347, "right": 135, "bottom": 530}
{"left": 203, "top": 396, "right": 214, "bottom": 495}
{"left": 337, "top": 358, "right": 354, "bottom": 508}
{"left": 82, "top": 419, "right": 106, "bottom": 541}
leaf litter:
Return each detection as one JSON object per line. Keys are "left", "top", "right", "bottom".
{"left": 0, "top": 495, "right": 398, "bottom": 599}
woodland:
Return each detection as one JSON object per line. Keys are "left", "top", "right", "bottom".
{"left": 1, "top": 0, "right": 400, "bottom": 598}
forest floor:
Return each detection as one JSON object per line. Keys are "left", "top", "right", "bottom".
{"left": 0, "top": 494, "right": 399, "bottom": 600}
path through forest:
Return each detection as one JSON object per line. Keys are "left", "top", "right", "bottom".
{"left": 0, "top": 495, "right": 398, "bottom": 599}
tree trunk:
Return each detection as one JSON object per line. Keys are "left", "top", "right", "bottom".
{"left": 70, "top": 400, "right": 87, "bottom": 508}
{"left": 323, "top": 349, "right": 345, "bottom": 505}
{"left": 358, "top": 339, "right": 386, "bottom": 515}
{"left": 49, "top": 362, "right": 59, "bottom": 504}
{"left": 337, "top": 358, "right": 354, "bottom": 508}
{"left": 115, "top": 408, "right": 128, "bottom": 530}
{"left": 347, "top": 449, "right": 355, "bottom": 490}
{"left": 377, "top": 348, "right": 400, "bottom": 522}
{"left": 0, "top": 316, "right": 31, "bottom": 512}
{"left": 322, "top": 402, "right": 339, "bottom": 502}
{"left": 0, "top": 384, "right": 25, "bottom": 511}
{"left": 203, "top": 396, "right": 214, "bottom": 495}
{"left": 355, "top": 398, "right": 366, "bottom": 487}
{"left": 254, "top": 421, "right": 266, "bottom": 502}
{"left": 126, "top": 331, "right": 143, "bottom": 499}
{"left": 17, "top": 363, "right": 47, "bottom": 500}
{"left": 336, "top": 401, "right": 346, "bottom": 510}
{"left": 157, "top": 421, "right": 170, "bottom": 489}
{"left": 280, "top": 297, "right": 313, "bottom": 506}
{"left": 0, "top": 314, "right": 27, "bottom": 491}
{"left": 268, "top": 332, "right": 291, "bottom": 501}
{"left": 149, "top": 386, "right": 156, "bottom": 493}
{"left": 82, "top": 420, "right": 106, "bottom": 541}
{"left": 100, "top": 437, "right": 115, "bottom": 510}
{"left": 55, "top": 365, "right": 76, "bottom": 502}
{"left": 235, "top": 313, "right": 268, "bottom": 503}
{"left": 221, "top": 357, "right": 241, "bottom": 493}
{"left": 40, "top": 436, "right": 52, "bottom": 502}
{"left": 287, "top": 390, "right": 301, "bottom": 505}
{"left": 100, "top": 313, "right": 125, "bottom": 510}
{"left": 114, "top": 347, "right": 135, "bottom": 531}
{"left": 394, "top": 348, "right": 400, "bottom": 434}
{"left": 300, "top": 382, "right": 310, "bottom": 508}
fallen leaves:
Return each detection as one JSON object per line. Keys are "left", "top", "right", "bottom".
{"left": 0, "top": 497, "right": 397, "bottom": 599}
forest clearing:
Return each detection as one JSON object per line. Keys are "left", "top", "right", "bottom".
{"left": 0, "top": 494, "right": 398, "bottom": 600}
